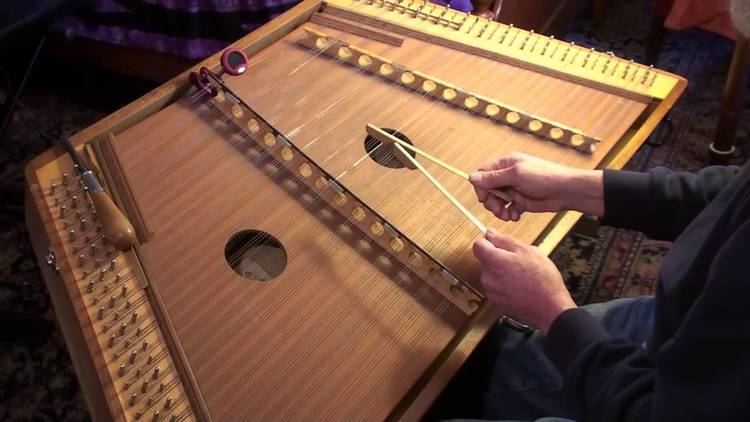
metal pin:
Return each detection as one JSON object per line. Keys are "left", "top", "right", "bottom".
{"left": 521, "top": 30, "right": 532, "bottom": 50}
{"left": 152, "top": 366, "right": 160, "bottom": 379}
{"left": 642, "top": 65, "right": 653, "bottom": 84}
{"left": 135, "top": 410, "right": 143, "bottom": 420}
{"left": 103, "top": 323, "right": 109, "bottom": 333}
{"left": 136, "top": 368, "right": 141, "bottom": 378}
{"left": 500, "top": 24, "right": 512, "bottom": 44}
{"left": 108, "top": 334, "right": 116, "bottom": 348}
{"left": 142, "top": 341, "right": 149, "bottom": 352}
{"left": 136, "top": 327, "right": 142, "bottom": 337}
{"left": 97, "top": 306, "right": 104, "bottom": 320}
{"left": 50, "top": 183, "right": 56, "bottom": 195}
{"left": 542, "top": 36, "right": 551, "bottom": 55}
{"left": 119, "top": 322, "right": 127, "bottom": 336}
{"left": 159, "top": 382, "right": 165, "bottom": 393}
{"left": 100, "top": 268, "right": 107, "bottom": 282}
{"left": 109, "top": 295, "right": 116, "bottom": 309}
{"left": 109, "top": 259, "right": 116, "bottom": 272}
{"left": 89, "top": 243, "right": 96, "bottom": 256}
{"left": 122, "top": 285, "right": 128, "bottom": 298}
{"left": 71, "top": 195, "right": 78, "bottom": 209}
{"left": 126, "top": 300, "right": 132, "bottom": 310}
{"left": 164, "top": 396, "right": 172, "bottom": 409}
{"left": 131, "top": 312, "right": 138, "bottom": 324}
{"left": 68, "top": 229, "right": 76, "bottom": 242}
{"left": 130, "top": 350, "right": 137, "bottom": 364}
{"left": 103, "top": 284, "right": 109, "bottom": 294}
{"left": 66, "top": 187, "right": 72, "bottom": 196}
{"left": 152, "top": 410, "right": 160, "bottom": 422}
{"left": 75, "top": 209, "right": 83, "bottom": 219}
{"left": 488, "top": 22, "right": 500, "bottom": 39}
{"left": 114, "top": 311, "right": 120, "bottom": 321}
{"left": 141, "top": 379, "right": 149, "bottom": 393}
{"left": 77, "top": 254, "right": 85, "bottom": 267}
{"left": 80, "top": 218, "right": 87, "bottom": 231}
{"left": 59, "top": 205, "right": 67, "bottom": 219}
{"left": 509, "top": 28, "right": 519, "bottom": 46}
{"left": 62, "top": 173, "right": 69, "bottom": 186}
{"left": 87, "top": 281, "right": 94, "bottom": 293}
{"left": 53, "top": 196, "right": 59, "bottom": 206}
{"left": 148, "top": 355, "right": 154, "bottom": 365}
{"left": 118, "top": 363, "right": 126, "bottom": 377}
{"left": 129, "top": 393, "right": 137, "bottom": 406}
{"left": 116, "top": 273, "right": 122, "bottom": 283}
{"left": 125, "top": 339, "right": 131, "bottom": 348}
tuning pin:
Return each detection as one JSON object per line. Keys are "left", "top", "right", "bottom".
{"left": 118, "top": 363, "right": 126, "bottom": 377}
{"left": 142, "top": 340, "right": 149, "bottom": 352}
{"left": 77, "top": 254, "right": 86, "bottom": 267}
{"left": 109, "top": 258, "right": 116, "bottom": 272}
{"left": 121, "top": 284, "right": 128, "bottom": 298}
{"left": 59, "top": 205, "right": 67, "bottom": 219}
{"left": 62, "top": 173, "right": 69, "bottom": 186}
{"left": 136, "top": 326, "right": 142, "bottom": 336}
{"left": 148, "top": 355, "right": 154, "bottom": 365}
{"left": 130, "top": 350, "right": 137, "bottom": 364}
{"left": 114, "top": 311, "right": 120, "bottom": 321}
{"left": 169, "top": 415, "right": 176, "bottom": 422}
{"left": 164, "top": 396, "right": 172, "bottom": 409}
{"left": 141, "top": 379, "right": 149, "bottom": 393}
{"left": 86, "top": 280, "right": 94, "bottom": 293}
{"left": 108, "top": 334, "right": 116, "bottom": 348}
{"left": 521, "top": 30, "right": 533, "bottom": 50}
{"left": 115, "top": 273, "right": 122, "bottom": 283}
{"left": 119, "top": 322, "right": 127, "bottom": 336}
{"left": 89, "top": 243, "right": 96, "bottom": 256}
{"left": 100, "top": 268, "right": 107, "bottom": 282}
{"left": 109, "top": 295, "right": 116, "bottom": 309}
{"left": 49, "top": 183, "right": 56, "bottom": 195}
{"left": 129, "top": 393, "right": 137, "bottom": 406}
{"left": 131, "top": 312, "right": 138, "bottom": 324}
{"left": 97, "top": 306, "right": 104, "bottom": 320}
{"left": 80, "top": 218, "right": 87, "bottom": 231}
{"left": 152, "top": 366, "right": 160, "bottom": 380}
{"left": 152, "top": 411, "right": 160, "bottom": 422}
{"left": 642, "top": 65, "right": 653, "bottom": 84}
{"left": 500, "top": 23, "right": 512, "bottom": 44}
{"left": 158, "top": 382, "right": 165, "bottom": 393}
{"left": 71, "top": 195, "right": 78, "bottom": 209}
{"left": 68, "top": 229, "right": 76, "bottom": 242}
{"left": 623, "top": 60, "right": 632, "bottom": 79}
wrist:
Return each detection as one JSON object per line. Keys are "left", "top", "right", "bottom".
{"left": 538, "top": 297, "right": 577, "bottom": 335}
{"left": 562, "top": 169, "right": 604, "bottom": 217}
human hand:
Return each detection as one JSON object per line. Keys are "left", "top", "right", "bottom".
{"left": 469, "top": 152, "right": 604, "bottom": 221}
{"left": 473, "top": 229, "right": 576, "bottom": 334}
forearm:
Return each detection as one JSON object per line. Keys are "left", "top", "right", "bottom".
{"left": 560, "top": 169, "right": 605, "bottom": 217}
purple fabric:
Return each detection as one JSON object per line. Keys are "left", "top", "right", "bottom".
{"left": 429, "top": 0, "right": 473, "bottom": 12}
{"left": 59, "top": 0, "right": 300, "bottom": 59}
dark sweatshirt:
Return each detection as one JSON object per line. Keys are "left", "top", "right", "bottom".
{"left": 544, "top": 163, "right": 750, "bottom": 421}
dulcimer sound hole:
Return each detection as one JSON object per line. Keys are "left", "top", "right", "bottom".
{"left": 364, "top": 128, "right": 416, "bottom": 169}
{"left": 225, "top": 230, "right": 287, "bottom": 281}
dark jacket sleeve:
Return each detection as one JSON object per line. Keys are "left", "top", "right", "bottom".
{"left": 543, "top": 221, "right": 750, "bottom": 421}
{"left": 601, "top": 166, "right": 740, "bottom": 241}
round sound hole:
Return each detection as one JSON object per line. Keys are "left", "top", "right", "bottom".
{"left": 225, "top": 230, "right": 287, "bottom": 281}
{"left": 364, "top": 128, "right": 416, "bottom": 169}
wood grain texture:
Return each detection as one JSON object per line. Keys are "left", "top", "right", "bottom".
{"left": 23, "top": 0, "right": 687, "bottom": 420}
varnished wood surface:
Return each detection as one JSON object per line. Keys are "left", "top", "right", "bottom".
{"left": 112, "top": 20, "right": 652, "bottom": 420}
{"left": 23, "top": 0, "right": 687, "bottom": 419}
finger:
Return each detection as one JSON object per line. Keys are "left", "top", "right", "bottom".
{"left": 472, "top": 237, "right": 510, "bottom": 263}
{"left": 474, "top": 185, "right": 489, "bottom": 203}
{"left": 469, "top": 168, "right": 515, "bottom": 189}
{"left": 484, "top": 228, "right": 521, "bottom": 251}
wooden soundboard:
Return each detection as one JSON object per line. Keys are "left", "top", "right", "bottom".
{"left": 25, "top": 1, "right": 686, "bottom": 420}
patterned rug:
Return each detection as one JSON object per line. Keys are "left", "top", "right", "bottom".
{"left": 1, "top": 1, "right": 748, "bottom": 420}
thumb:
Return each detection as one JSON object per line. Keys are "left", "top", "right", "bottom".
{"left": 484, "top": 228, "right": 521, "bottom": 251}
{"left": 469, "top": 168, "right": 515, "bottom": 189}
